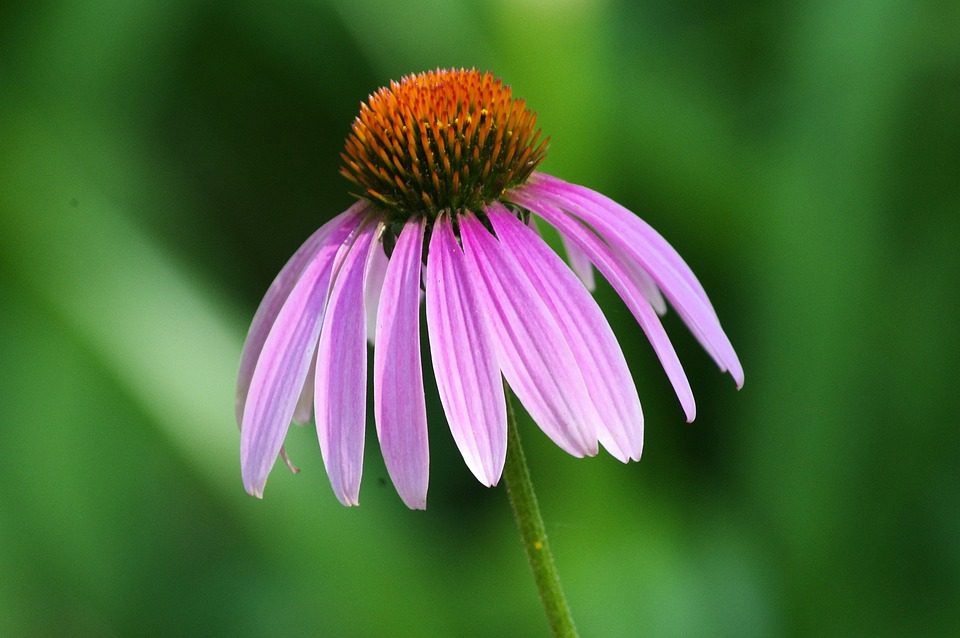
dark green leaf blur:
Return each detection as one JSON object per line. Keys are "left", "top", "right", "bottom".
{"left": 1, "top": 1, "right": 957, "bottom": 636}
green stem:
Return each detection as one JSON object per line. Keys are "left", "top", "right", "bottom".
{"left": 502, "top": 386, "right": 578, "bottom": 638}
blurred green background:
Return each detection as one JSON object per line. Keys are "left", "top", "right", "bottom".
{"left": 1, "top": 0, "right": 958, "bottom": 635}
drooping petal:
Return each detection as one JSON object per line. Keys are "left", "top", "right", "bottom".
{"left": 619, "top": 252, "right": 668, "bottom": 316}
{"left": 236, "top": 204, "right": 364, "bottom": 426}
{"left": 536, "top": 173, "right": 732, "bottom": 340}
{"left": 374, "top": 219, "right": 429, "bottom": 509}
{"left": 314, "top": 221, "right": 377, "bottom": 506}
{"left": 512, "top": 192, "right": 696, "bottom": 422}
{"left": 425, "top": 215, "right": 506, "bottom": 486}
{"left": 533, "top": 173, "right": 716, "bottom": 313}
{"left": 528, "top": 215, "right": 595, "bottom": 291}
{"left": 560, "top": 231, "right": 596, "bottom": 291}
{"left": 292, "top": 346, "right": 317, "bottom": 425}
{"left": 460, "top": 212, "right": 599, "bottom": 457}
{"left": 364, "top": 233, "right": 389, "bottom": 345}
{"left": 239, "top": 209, "right": 363, "bottom": 498}
{"left": 525, "top": 174, "right": 744, "bottom": 388}
{"left": 487, "top": 204, "right": 643, "bottom": 460}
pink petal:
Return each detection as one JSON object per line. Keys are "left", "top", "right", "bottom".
{"left": 488, "top": 204, "right": 643, "bottom": 460}
{"left": 314, "top": 221, "right": 377, "bottom": 506}
{"left": 528, "top": 215, "right": 596, "bottom": 291}
{"left": 460, "top": 212, "right": 599, "bottom": 457}
{"left": 534, "top": 173, "right": 716, "bottom": 313}
{"left": 559, "top": 231, "right": 596, "bottom": 291}
{"left": 364, "top": 233, "right": 389, "bottom": 345}
{"left": 619, "top": 253, "right": 668, "bottom": 316}
{"left": 292, "top": 345, "right": 317, "bottom": 425}
{"left": 374, "top": 219, "right": 430, "bottom": 509}
{"left": 239, "top": 210, "right": 363, "bottom": 498}
{"left": 236, "top": 204, "right": 364, "bottom": 426}
{"left": 525, "top": 175, "right": 744, "bottom": 388}
{"left": 425, "top": 215, "right": 506, "bottom": 486}
{"left": 512, "top": 192, "right": 696, "bottom": 422}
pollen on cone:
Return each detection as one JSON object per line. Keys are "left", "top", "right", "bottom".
{"left": 340, "top": 68, "right": 548, "bottom": 219}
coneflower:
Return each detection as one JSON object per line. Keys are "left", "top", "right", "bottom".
{"left": 237, "top": 68, "right": 743, "bottom": 509}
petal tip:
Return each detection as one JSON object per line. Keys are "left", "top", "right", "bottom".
{"left": 397, "top": 485, "right": 428, "bottom": 510}
{"left": 242, "top": 465, "right": 266, "bottom": 499}
{"left": 729, "top": 366, "right": 745, "bottom": 389}
{"left": 332, "top": 485, "right": 362, "bottom": 507}
{"left": 403, "top": 497, "right": 428, "bottom": 510}
{"left": 608, "top": 437, "right": 643, "bottom": 463}
{"left": 487, "top": 463, "right": 505, "bottom": 488}
{"left": 606, "top": 446, "right": 632, "bottom": 463}
{"left": 464, "top": 458, "right": 503, "bottom": 488}
{"left": 244, "top": 481, "right": 264, "bottom": 499}
{"left": 479, "top": 467, "right": 502, "bottom": 488}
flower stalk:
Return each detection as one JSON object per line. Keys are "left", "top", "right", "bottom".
{"left": 503, "top": 385, "right": 578, "bottom": 638}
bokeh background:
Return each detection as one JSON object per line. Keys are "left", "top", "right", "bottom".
{"left": 1, "top": 1, "right": 958, "bottom": 636}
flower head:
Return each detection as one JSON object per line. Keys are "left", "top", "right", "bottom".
{"left": 340, "top": 68, "right": 547, "bottom": 221}
{"left": 237, "top": 69, "right": 742, "bottom": 509}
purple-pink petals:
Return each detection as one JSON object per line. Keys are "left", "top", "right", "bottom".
{"left": 237, "top": 175, "right": 741, "bottom": 507}
{"left": 374, "top": 219, "right": 430, "bottom": 509}
{"left": 425, "top": 216, "right": 506, "bottom": 487}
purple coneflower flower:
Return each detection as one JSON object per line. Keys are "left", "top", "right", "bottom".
{"left": 237, "top": 69, "right": 742, "bottom": 509}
